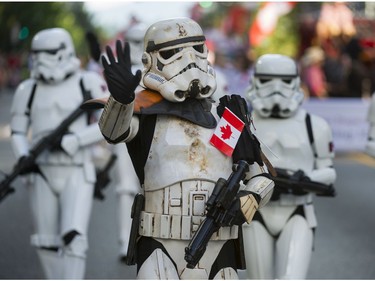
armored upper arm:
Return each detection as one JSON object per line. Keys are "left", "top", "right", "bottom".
{"left": 81, "top": 71, "right": 109, "bottom": 120}
{"left": 367, "top": 94, "right": 375, "bottom": 124}
{"left": 366, "top": 95, "right": 375, "bottom": 157}
{"left": 10, "top": 79, "right": 35, "bottom": 158}
{"left": 81, "top": 71, "right": 109, "bottom": 100}
{"left": 10, "top": 79, "right": 35, "bottom": 133}
{"left": 367, "top": 95, "right": 375, "bottom": 140}
{"left": 309, "top": 114, "right": 336, "bottom": 184}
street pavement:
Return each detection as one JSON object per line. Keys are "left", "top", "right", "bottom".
{"left": 0, "top": 89, "right": 375, "bottom": 279}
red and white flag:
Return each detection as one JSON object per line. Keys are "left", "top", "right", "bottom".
{"left": 210, "top": 107, "right": 244, "bottom": 157}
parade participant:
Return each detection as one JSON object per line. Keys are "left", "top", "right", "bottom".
{"left": 244, "top": 54, "right": 336, "bottom": 279}
{"left": 10, "top": 28, "right": 108, "bottom": 279}
{"left": 115, "top": 22, "right": 146, "bottom": 261}
{"left": 86, "top": 23, "right": 147, "bottom": 261}
{"left": 366, "top": 93, "right": 375, "bottom": 157}
{"left": 94, "top": 17, "right": 274, "bottom": 279}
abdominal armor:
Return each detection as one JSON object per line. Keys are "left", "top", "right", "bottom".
{"left": 139, "top": 114, "right": 239, "bottom": 240}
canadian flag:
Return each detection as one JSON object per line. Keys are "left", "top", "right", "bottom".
{"left": 210, "top": 107, "right": 245, "bottom": 157}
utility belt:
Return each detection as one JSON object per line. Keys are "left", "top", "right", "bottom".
{"left": 272, "top": 193, "right": 313, "bottom": 206}
{"left": 139, "top": 211, "right": 238, "bottom": 240}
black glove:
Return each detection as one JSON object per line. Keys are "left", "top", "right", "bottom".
{"left": 291, "top": 169, "right": 311, "bottom": 182}
{"left": 49, "top": 134, "right": 64, "bottom": 152}
{"left": 14, "top": 155, "right": 38, "bottom": 175}
{"left": 101, "top": 40, "right": 142, "bottom": 104}
{"left": 86, "top": 31, "right": 102, "bottom": 62}
{"left": 217, "top": 94, "right": 263, "bottom": 166}
{"left": 93, "top": 171, "right": 110, "bottom": 200}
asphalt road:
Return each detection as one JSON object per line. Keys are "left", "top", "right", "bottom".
{"left": 0, "top": 90, "right": 375, "bottom": 279}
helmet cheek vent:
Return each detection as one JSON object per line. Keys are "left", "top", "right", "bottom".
{"left": 157, "top": 60, "right": 164, "bottom": 71}
{"left": 174, "top": 90, "right": 185, "bottom": 100}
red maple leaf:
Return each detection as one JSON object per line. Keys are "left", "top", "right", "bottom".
{"left": 220, "top": 124, "right": 232, "bottom": 140}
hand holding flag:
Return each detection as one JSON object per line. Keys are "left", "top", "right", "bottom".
{"left": 210, "top": 107, "right": 244, "bottom": 156}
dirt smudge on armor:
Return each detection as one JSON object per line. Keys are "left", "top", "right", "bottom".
{"left": 189, "top": 139, "right": 208, "bottom": 173}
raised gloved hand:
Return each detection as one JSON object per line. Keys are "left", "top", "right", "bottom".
{"left": 101, "top": 40, "right": 142, "bottom": 104}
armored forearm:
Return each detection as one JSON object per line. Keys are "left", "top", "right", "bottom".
{"left": 98, "top": 96, "right": 135, "bottom": 143}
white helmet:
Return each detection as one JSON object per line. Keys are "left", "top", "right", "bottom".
{"left": 141, "top": 17, "right": 217, "bottom": 102}
{"left": 125, "top": 23, "right": 147, "bottom": 68}
{"left": 30, "top": 28, "right": 80, "bottom": 83}
{"left": 247, "top": 54, "right": 304, "bottom": 118}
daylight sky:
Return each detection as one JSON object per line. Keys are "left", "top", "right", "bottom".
{"left": 84, "top": 1, "right": 196, "bottom": 36}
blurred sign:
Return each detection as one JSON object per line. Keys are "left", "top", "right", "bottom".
{"left": 302, "top": 98, "right": 371, "bottom": 152}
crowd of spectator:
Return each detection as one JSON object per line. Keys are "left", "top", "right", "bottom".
{"left": 1, "top": 2, "right": 375, "bottom": 101}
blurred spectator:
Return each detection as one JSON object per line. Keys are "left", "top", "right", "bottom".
{"left": 298, "top": 13, "right": 318, "bottom": 58}
{"left": 221, "top": 47, "right": 254, "bottom": 97}
{"left": 0, "top": 51, "right": 7, "bottom": 92}
{"left": 6, "top": 51, "right": 22, "bottom": 89}
{"left": 342, "top": 35, "right": 367, "bottom": 97}
{"left": 206, "top": 40, "right": 229, "bottom": 102}
{"left": 300, "top": 46, "right": 327, "bottom": 98}
{"left": 322, "top": 37, "right": 351, "bottom": 97}
{"left": 316, "top": 2, "right": 356, "bottom": 41}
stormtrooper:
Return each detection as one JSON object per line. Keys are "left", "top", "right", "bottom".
{"left": 85, "top": 23, "right": 146, "bottom": 261}
{"left": 243, "top": 54, "right": 337, "bottom": 279}
{"left": 10, "top": 28, "right": 108, "bottom": 279}
{"left": 366, "top": 93, "right": 375, "bottom": 157}
{"left": 115, "top": 22, "right": 147, "bottom": 261}
{"left": 95, "top": 17, "right": 274, "bottom": 279}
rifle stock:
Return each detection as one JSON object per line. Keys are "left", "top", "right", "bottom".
{"left": 94, "top": 153, "right": 117, "bottom": 200}
{"left": 0, "top": 106, "right": 95, "bottom": 203}
{"left": 184, "top": 160, "right": 249, "bottom": 269}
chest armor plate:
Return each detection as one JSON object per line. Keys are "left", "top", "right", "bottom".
{"left": 253, "top": 110, "right": 315, "bottom": 173}
{"left": 143, "top": 114, "right": 233, "bottom": 191}
{"left": 30, "top": 74, "right": 87, "bottom": 142}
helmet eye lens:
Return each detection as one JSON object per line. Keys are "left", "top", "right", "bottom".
{"left": 282, "top": 78, "right": 292, "bottom": 84}
{"left": 193, "top": 44, "right": 204, "bottom": 53}
{"left": 32, "top": 49, "right": 59, "bottom": 55}
{"left": 160, "top": 47, "right": 183, "bottom": 59}
{"left": 259, "top": 78, "right": 271, "bottom": 84}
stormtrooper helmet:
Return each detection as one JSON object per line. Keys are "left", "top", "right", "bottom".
{"left": 125, "top": 23, "right": 147, "bottom": 68}
{"left": 141, "top": 17, "right": 217, "bottom": 102}
{"left": 247, "top": 54, "right": 304, "bottom": 118}
{"left": 30, "top": 28, "right": 80, "bottom": 84}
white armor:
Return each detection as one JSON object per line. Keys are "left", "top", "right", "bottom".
{"left": 366, "top": 93, "right": 375, "bottom": 157}
{"left": 247, "top": 54, "right": 304, "bottom": 119}
{"left": 115, "top": 23, "right": 147, "bottom": 259}
{"left": 10, "top": 28, "right": 109, "bottom": 279}
{"left": 141, "top": 17, "right": 217, "bottom": 102}
{"left": 98, "top": 18, "right": 274, "bottom": 279}
{"left": 243, "top": 54, "right": 336, "bottom": 279}
{"left": 126, "top": 22, "right": 148, "bottom": 70}
{"left": 30, "top": 28, "right": 80, "bottom": 84}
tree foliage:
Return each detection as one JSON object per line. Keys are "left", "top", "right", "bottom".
{"left": 0, "top": 2, "right": 98, "bottom": 56}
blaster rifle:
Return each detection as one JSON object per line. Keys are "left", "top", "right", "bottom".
{"left": 273, "top": 168, "right": 335, "bottom": 197}
{"left": 0, "top": 105, "right": 95, "bottom": 203}
{"left": 184, "top": 160, "right": 249, "bottom": 269}
{"left": 94, "top": 153, "right": 117, "bottom": 200}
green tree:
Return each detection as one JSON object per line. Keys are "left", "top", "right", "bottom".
{"left": 0, "top": 2, "right": 99, "bottom": 56}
